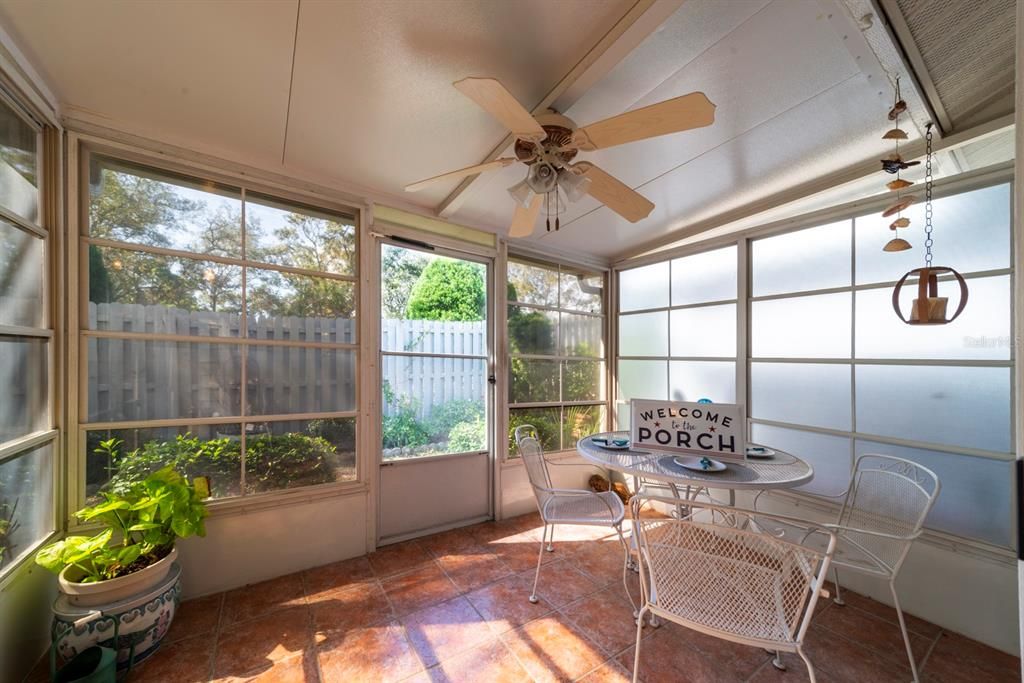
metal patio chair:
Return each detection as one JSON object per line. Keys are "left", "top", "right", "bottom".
{"left": 754, "top": 453, "right": 940, "bottom": 682}
{"left": 513, "top": 425, "right": 634, "bottom": 610}
{"left": 630, "top": 494, "right": 836, "bottom": 683}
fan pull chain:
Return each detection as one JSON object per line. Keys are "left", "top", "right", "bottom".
{"left": 924, "top": 123, "right": 934, "bottom": 267}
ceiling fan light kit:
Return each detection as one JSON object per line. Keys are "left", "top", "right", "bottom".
{"left": 406, "top": 77, "right": 716, "bottom": 237}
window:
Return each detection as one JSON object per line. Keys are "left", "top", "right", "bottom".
{"left": 79, "top": 156, "right": 359, "bottom": 506}
{"left": 748, "top": 183, "right": 1012, "bottom": 547}
{"left": 614, "top": 181, "right": 1015, "bottom": 550}
{"left": 616, "top": 245, "right": 738, "bottom": 429}
{"left": 0, "top": 95, "right": 54, "bottom": 577}
{"left": 507, "top": 258, "right": 606, "bottom": 455}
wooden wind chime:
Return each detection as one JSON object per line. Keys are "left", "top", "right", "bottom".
{"left": 881, "top": 78, "right": 917, "bottom": 252}
{"left": 882, "top": 81, "right": 969, "bottom": 325}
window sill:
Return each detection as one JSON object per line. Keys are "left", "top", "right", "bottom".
{"left": 69, "top": 480, "right": 369, "bottom": 532}
{"left": 0, "top": 531, "right": 59, "bottom": 593}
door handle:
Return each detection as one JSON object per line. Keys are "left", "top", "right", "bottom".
{"left": 488, "top": 375, "right": 496, "bottom": 385}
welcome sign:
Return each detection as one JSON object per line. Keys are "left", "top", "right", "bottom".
{"left": 630, "top": 399, "right": 746, "bottom": 460}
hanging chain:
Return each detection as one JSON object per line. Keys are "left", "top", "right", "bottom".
{"left": 924, "top": 123, "right": 934, "bottom": 267}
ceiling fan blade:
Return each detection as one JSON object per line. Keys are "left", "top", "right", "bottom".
{"left": 572, "top": 92, "right": 716, "bottom": 151}
{"left": 574, "top": 162, "right": 654, "bottom": 223}
{"left": 454, "top": 77, "right": 547, "bottom": 141}
{"left": 509, "top": 193, "right": 543, "bottom": 238}
{"left": 405, "top": 158, "right": 518, "bottom": 192}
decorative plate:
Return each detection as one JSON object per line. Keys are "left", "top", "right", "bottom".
{"left": 591, "top": 437, "right": 631, "bottom": 450}
{"left": 746, "top": 446, "right": 776, "bottom": 459}
{"left": 674, "top": 456, "right": 727, "bottom": 472}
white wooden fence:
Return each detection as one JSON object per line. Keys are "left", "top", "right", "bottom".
{"left": 86, "top": 303, "right": 601, "bottom": 423}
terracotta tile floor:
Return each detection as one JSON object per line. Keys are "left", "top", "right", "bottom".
{"left": 115, "top": 511, "right": 1018, "bottom": 683}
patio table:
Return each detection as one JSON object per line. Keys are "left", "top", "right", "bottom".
{"left": 577, "top": 431, "right": 813, "bottom": 502}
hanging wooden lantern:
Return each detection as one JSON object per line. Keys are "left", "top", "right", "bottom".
{"left": 891, "top": 267, "right": 968, "bottom": 324}
{"left": 891, "top": 123, "right": 969, "bottom": 325}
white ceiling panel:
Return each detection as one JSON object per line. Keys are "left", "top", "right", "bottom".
{"left": 535, "top": 72, "right": 904, "bottom": 257}
{"left": 449, "top": 0, "right": 871, "bottom": 243}
{"left": 283, "top": 0, "right": 633, "bottom": 206}
{"left": 0, "top": 0, "right": 298, "bottom": 168}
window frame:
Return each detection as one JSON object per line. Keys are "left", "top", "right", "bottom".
{"left": 613, "top": 166, "right": 1016, "bottom": 557}
{"left": 0, "top": 87, "right": 60, "bottom": 584}
{"left": 505, "top": 253, "right": 609, "bottom": 458}
{"left": 68, "top": 138, "right": 366, "bottom": 522}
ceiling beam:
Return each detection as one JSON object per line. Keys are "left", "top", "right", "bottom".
{"left": 435, "top": 0, "right": 685, "bottom": 219}
{"left": 614, "top": 114, "right": 1015, "bottom": 262}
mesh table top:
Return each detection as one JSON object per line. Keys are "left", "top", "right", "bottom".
{"left": 577, "top": 431, "right": 813, "bottom": 490}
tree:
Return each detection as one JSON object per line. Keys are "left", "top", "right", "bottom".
{"left": 381, "top": 247, "right": 428, "bottom": 318}
{"left": 406, "top": 259, "right": 484, "bottom": 321}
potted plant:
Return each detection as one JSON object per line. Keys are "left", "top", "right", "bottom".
{"left": 35, "top": 460, "right": 210, "bottom": 669}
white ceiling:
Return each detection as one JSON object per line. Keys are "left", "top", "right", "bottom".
{"left": 0, "top": 0, "right": 939, "bottom": 259}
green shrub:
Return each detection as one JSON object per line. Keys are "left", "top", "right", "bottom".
{"left": 103, "top": 431, "right": 340, "bottom": 497}
{"left": 406, "top": 259, "right": 485, "bottom": 321}
{"left": 448, "top": 416, "right": 486, "bottom": 453}
{"left": 382, "top": 408, "right": 430, "bottom": 449}
{"left": 427, "top": 400, "right": 483, "bottom": 439}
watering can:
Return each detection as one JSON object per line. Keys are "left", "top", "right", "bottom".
{"left": 50, "top": 612, "right": 123, "bottom": 683}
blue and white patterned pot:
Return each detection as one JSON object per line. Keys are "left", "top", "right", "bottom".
{"left": 52, "top": 562, "right": 181, "bottom": 670}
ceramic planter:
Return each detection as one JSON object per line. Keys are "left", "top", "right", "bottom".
{"left": 53, "top": 560, "right": 181, "bottom": 670}
{"left": 59, "top": 547, "right": 178, "bottom": 608}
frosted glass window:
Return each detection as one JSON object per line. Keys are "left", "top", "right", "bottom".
{"left": 618, "top": 311, "right": 667, "bottom": 357}
{"left": 0, "top": 444, "right": 53, "bottom": 572}
{"left": 620, "top": 261, "right": 669, "bottom": 311}
{"left": 670, "top": 304, "right": 736, "bottom": 357}
{"left": 751, "top": 362, "right": 851, "bottom": 430}
{"left": 86, "top": 340, "right": 241, "bottom": 422}
{"left": 670, "top": 361, "right": 736, "bottom": 403}
{"left": 560, "top": 312, "right": 603, "bottom": 357}
{"left": 856, "top": 365, "right": 1011, "bottom": 453}
{"left": 617, "top": 360, "right": 667, "bottom": 402}
{"left": 671, "top": 245, "right": 737, "bottom": 305}
{"left": 855, "top": 184, "right": 1010, "bottom": 285}
{"left": 0, "top": 220, "right": 43, "bottom": 328}
{"left": 856, "top": 276, "right": 1010, "bottom": 360}
{"left": 855, "top": 440, "right": 1012, "bottom": 547}
{"left": 0, "top": 338, "right": 47, "bottom": 443}
{"left": 751, "top": 424, "right": 851, "bottom": 497}
{"left": 752, "top": 293, "right": 851, "bottom": 358}
{"left": 752, "top": 220, "right": 851, "bottom": 296}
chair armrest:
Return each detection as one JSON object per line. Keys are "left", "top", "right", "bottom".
{"left": 539, "top": 487, "right": 620, "bottom": 519}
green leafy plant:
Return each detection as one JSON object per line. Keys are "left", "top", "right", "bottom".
{"left": 427, "top": 400, "right": 483, "bottom": 440}
{"left": 406, "top": 259, "right": 485, "bottom": 321}
{"left": 448, "top": 416, "right": 486, "bottom": 453}
{"left": 35, "top": 464, "right": 208, "bottom": 583}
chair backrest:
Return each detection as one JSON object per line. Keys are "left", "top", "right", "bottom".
{"left": 513, "top": 425, "right": 553, "bottom": 501}
{"left": 837, "top": 454, "right": 940, "bottom": 574}
{"left": 631, "top": 495, "right": 834, "bottom": 649}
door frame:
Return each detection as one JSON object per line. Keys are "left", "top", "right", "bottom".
{"left": 372, "top": 231, "right": 497, "bottom": 545}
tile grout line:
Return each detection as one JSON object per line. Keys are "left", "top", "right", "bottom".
{"left": 205, "top": 591, "right": 227, "bottom": 682}
{"left": 300, "top": 570, "right": 326, "bottom": 683}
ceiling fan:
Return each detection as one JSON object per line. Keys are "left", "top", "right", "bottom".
{"left": 405, "top": 77, "right": 716, "bottom": 237}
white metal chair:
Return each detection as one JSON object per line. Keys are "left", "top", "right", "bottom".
{"left": 514, "top": 425, "right": 634, "bottom": 609}
{"left": 630, "top": 494, "right": 836, "bottom": 683}
{"left": 754, "top": 453, "right": 940, "bottom": 682}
